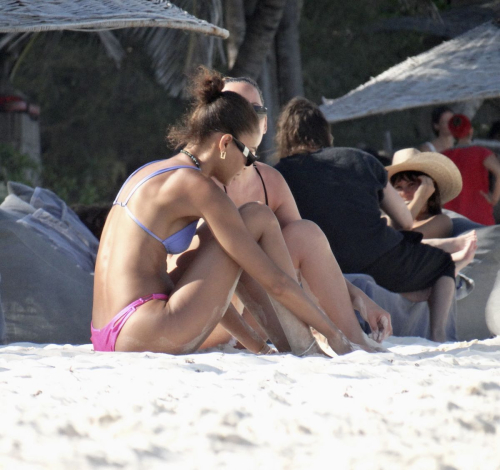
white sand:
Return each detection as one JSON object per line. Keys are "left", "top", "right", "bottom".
{"left": 1, "top": 337, "right": 500, "bottom": 470}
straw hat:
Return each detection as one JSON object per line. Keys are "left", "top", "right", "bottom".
{"left": 386, "top": 148, "right": 462, "bottom": 204}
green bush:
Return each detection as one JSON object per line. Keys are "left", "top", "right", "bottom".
{"left": 0, "top": 143, "right": 40, "bottom": 186}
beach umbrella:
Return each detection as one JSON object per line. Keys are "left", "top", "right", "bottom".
{"left": 320, "top": 21, "right": 500, "bottom": 124}
{"left": 0, "top": 0, "right": 228, "bottom": 38}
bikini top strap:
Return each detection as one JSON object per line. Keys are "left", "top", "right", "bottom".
{"left": 253, "top": 164, "right": 269, "bottom": 206}
{"left": 119, "top": 165, "right": 200, "bottom": 206}
{"left": 124, "top": 206, "right": 164, "bottom": 244}
{"left": 113, "top": 160, "right": 164, "bottom": 205}
{"left": 223, "top": 164, "right": 268, "bottom": 207}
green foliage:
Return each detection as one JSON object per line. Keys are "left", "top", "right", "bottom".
{"left": 300, "top": 0, "right": 438, "bottom": 103}
{"left": 0, "top": 143, "right": 40, "bottom": 186}
{"left": 13, "top": 32, "right": 186, "bottom": 204}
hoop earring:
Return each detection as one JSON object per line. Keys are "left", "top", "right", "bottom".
{"left": 220, "top": 151, "right": 226, "bottom": 160}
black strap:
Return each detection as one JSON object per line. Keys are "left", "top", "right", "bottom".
{"left": 253, "top": 164, "right": 269, "bottom": 206}
{"left": 223, "top": 164, "right": 269, "bottom": 206}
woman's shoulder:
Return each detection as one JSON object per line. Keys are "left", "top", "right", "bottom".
{"left": 255, "top": 162, "right": 286, "bottom": 182}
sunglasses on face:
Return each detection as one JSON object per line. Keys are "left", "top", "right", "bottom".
{"left": 232, "top": 137, "right": 258, "bottom": 167}
{"left": 253, "top": 105, "right": 268, "bottom": 116}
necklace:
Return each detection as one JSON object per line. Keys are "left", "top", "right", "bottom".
{"left": 180, "top": 149, "right": 201, "bottom": 168}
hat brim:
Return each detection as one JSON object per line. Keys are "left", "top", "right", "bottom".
{"left": 386, "top": 153, "right": 463, "bottom": 204}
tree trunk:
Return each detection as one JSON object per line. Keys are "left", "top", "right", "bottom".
{"left": 258, "top": 47, "right": 280, "bottom": 163}
{"left": 230, "top": 0, "right": 287, "bottom": 80}
{"left": 275, "top": 0, "right": 304, "bottom": 104}
{"left": 224, "top": 0, "right": 246, "bottom": 69}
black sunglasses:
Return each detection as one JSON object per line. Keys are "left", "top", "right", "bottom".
{"left": 232, "top": 137, "right": 258, "bottom": 167}
{"left": 253, "top": 105, "right": 268, "bottom": 116}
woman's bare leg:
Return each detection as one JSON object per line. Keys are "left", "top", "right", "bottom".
{"left": 170, "top": 223, "right": 314, "bottom": 354}
{"left": 427, "top": 276, "right": 455, "bottom": 343}
{"left": 423, "top": 231, "right": 477, "bottom": 273}
{"left": 199, "top": 303, "right": 274, "bottom": 353}
{"left": 237, "top": 270, "right": 339, "bottom": 355}
{"left": 117, "top": 203, "right": 350, "bottom": 355}
{"left": 116, "top": 231, "right": 243, "bottom": 354}
{"left": 236, "top": 204, "right": 340, "bottom": 356}
{"left": 282, "top": 220, "right": 378, "bottom": 352}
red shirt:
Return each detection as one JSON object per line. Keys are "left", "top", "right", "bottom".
{"left": 443, "top": 145, "right": 495, "bottom": 225}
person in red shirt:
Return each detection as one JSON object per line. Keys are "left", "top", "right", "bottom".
{"left": 443, "top": 114, "right": 500, "bottom": 225}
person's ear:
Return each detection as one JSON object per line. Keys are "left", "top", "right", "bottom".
{"left": 218, "top": 134, "right": 232, "bottom": 152}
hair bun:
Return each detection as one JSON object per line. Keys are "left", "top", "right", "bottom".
{"left": 191, "top": 66, "right": 224, "bottom": 105}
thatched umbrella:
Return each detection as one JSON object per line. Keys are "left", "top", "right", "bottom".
{"left": 0, "top": 0, "right": 228, "bottom": 38}
{"left": 0, "top": 0, "right": 228, "bottom": 177}
{"left": 320, "top": 21, "right": 500, "bottom": 124}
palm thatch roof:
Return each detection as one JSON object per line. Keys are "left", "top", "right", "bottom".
{"left": 0, "top": 0, "right": 228, "bottom": 38}
{"left": 320, "top": 21, "right": 500, "bottom": 124}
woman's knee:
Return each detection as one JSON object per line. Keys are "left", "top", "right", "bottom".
{"left": 239, "top": 202, "right": 279, "bottom": 230}
{"left": 282, "top": 220, "right": 328, "bottom": 247}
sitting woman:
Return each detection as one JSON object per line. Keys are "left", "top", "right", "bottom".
{"left": 386, "top": 148, "right": 462, "bottom": 239}
{"left": 386, "top": 148, "right": 477, "bottom": 276}
{"left": 273, "top": 97, "right": 472, "bottom": 343}
{"left": 91, "top": 68, "right": 353, "bottom": 356}
{"left": 167, "top": 76, "right": 390, "bottom": 355}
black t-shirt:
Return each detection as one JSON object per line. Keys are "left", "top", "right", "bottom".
{"left": 274, "top": 147, "right": 403, "bottom": 273}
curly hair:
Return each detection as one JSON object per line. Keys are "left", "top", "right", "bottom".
{"left": 167, "top": 67, "right": 259, "bottom": 149}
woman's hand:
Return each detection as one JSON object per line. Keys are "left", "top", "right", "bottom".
{"left": 351, "top": 292, "right": 393, "bottom": 343}
{"left": 416, "top": 175, "right": 435, "bottom": 199}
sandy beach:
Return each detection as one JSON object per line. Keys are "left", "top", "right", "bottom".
{"left": 1, "top": 337, "right": 500, "bottom": 469}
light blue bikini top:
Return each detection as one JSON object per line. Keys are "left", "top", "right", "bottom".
{"left": 113, "top": 160, "right": 201, "bottom": 254}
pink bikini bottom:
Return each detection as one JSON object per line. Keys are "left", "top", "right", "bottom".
{"left": 91, "top": 293, "right": 169, "bottom": 352}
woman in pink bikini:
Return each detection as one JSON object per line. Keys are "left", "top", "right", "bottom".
{"left": 91, "top": 68, "right": 354, "bottom": 356}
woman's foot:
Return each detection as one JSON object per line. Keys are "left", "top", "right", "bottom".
{"left": 452, "top": 234, "right": 478, "bottom": 273}
{"left": 439, "top": 230, "right": 477, "bottom": 254}
{"left": 327, "top": 334, "right": 357, "bottom": 356}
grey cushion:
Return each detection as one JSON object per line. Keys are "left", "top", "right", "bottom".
{"left": 440, "top": 209, "right": 500, "bottom": 339}
{"left": 443, "top": 209, "right": 485, "bottom": 236}
{"left": 0, "top": 218, "right": 93, "bottom": 344}
{"left": 457, "top": 224, "right": 500, "bottom": 340}
{"left": 1, "top": 183, "right": 99, "bottom": 273}
{"left": 0, "top": 182, "right": 97, "bottom": 344}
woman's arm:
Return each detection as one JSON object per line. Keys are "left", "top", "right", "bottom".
{"left": 405, "top": 175, "right": 435, "bottom": 220}
{"left": 380, "top": 183, "right": 414, "bottom": 231}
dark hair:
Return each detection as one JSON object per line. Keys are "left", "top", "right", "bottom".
{"left": 224, "top": 76, "right": 265, "bottom": 105}
{"left": 390, "top": 171, "right": 442, "bottom": 215}
{"left": 167, "top": 67, "right": 259, "bottom": 148}
{"left": 275, "top": 97, "right": 331, "bottom": 160}
{"left": 431, "top": 106, "right": 454, "bottom": 136}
